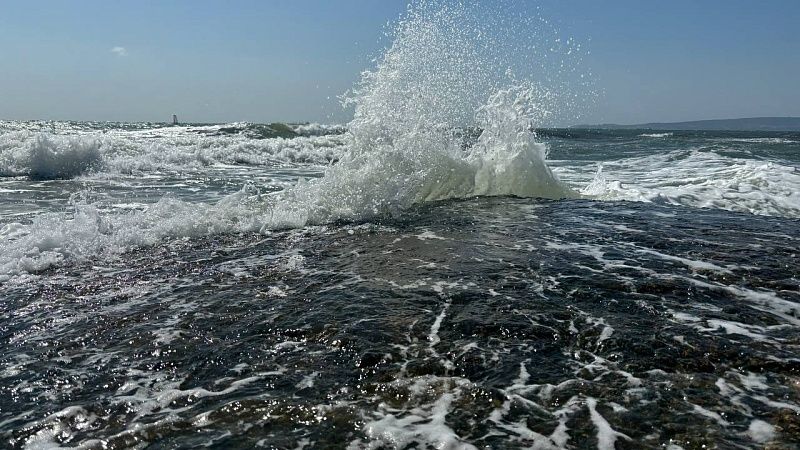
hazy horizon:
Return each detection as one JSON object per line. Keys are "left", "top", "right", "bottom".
{"left": 1, "top": 0, "right": 799, "bottom": 126}
{"left": 4, "top": 115, "right": 800, "bottom": 129}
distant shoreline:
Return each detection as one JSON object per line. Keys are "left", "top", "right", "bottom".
{"left": 573, "top": 117, "right": 800, "bottom": 132}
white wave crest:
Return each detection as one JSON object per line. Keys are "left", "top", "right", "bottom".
{"left": 0, "top": 133, "right": 103, "bottom": 179}
{"left": 28, "top": 135, "right": 103, "bottom": 180}
{"left": 266, "top": 87, "right": 574, "bottom": 228}
{"left": 578, "top": 150, "right": 800, "bottom": 217}
{"left": 291, "top": 122, "right": 347, "bottom": 136}
{"left": 639, "top": 133, "right": 673, "bottom": 138}
{"left": 0, "top": 188, "right": 262, "bottom": 282}
{"left": 0, "top": 130, "right": 346, "bottom": 179}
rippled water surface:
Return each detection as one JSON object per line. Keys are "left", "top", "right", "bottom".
{"left": 1, "top": 195, "right": 799, "bottom": 449}
{"left": 2, "top": 1, "right": 800, "bottom": 446}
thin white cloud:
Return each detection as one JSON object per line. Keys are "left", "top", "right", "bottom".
{"left": 111, "top": 46, "right": 127, "bottom": 57}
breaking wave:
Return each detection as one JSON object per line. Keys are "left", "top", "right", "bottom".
{"left": 0, "top": 190, "right": 262, "bottom": 281}
{"left": 578, "top": 148, "right": 800, "bottom": 217}
{"left": 0, "top": 134, "right": 102, "bottom": 180}
{"left": 0, "top": 130, "right": 347, "bottom": 179}
{"left": 264, "top": 1, "right": 579, "bottom": 227}
{"left": 0, "top": 0, "right": 587, "bottom": 279}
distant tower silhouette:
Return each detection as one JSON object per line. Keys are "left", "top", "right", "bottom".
{"left": 172, "top": 114, "right": 178, "bottom": 125}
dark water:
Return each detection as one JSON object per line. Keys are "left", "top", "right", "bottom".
{"left": 2, "top": 194, "right": 798, "bottom": 448}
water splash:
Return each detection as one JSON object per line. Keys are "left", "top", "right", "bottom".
{"left": 265, "top": 0, "right": 586, "bottom": 228}
{"left": 0, "top": 0, "right": 592, "bottom": 279}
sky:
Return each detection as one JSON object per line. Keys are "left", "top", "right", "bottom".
{"left": 0, "top": 0, "right": 798, "bottom": 125}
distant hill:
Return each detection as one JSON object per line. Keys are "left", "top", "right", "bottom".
{"left": 574, "top": 117, "right": 800, "bottom": 132}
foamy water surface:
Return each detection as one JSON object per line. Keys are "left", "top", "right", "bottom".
{"left": 1, "top": 0, "right": 799, "bottom": 448}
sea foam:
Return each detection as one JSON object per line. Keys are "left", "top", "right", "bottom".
{"left": 0, "top": 0, "right": 586, "bottom": 280}
{"left": 0, "top": 133, "right": 102, "bottom": 179}
{"left": 579, "top": 148, "right": 800, "bottom": 217}
{"left": 0, "top": 189, "right": 263, "bottom": 282}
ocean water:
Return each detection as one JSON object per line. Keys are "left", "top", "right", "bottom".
{"left": 2, "top": 2, "right": 800, "bottom": 449}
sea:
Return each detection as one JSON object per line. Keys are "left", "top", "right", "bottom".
{"left": 1, "top": 2, "right": 799, "bottom": 449}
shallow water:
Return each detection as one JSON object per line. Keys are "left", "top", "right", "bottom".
{"left": 1, "top": 194, "right": 798, "bottom": 449}
{"left": 2, "top": 120, "right": 800, "bottom": 449}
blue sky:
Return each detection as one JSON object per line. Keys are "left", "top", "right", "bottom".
{"left": 1, "top": 1, "right": 798, "bottom": 125}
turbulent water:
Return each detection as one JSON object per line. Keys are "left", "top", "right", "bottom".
{"left": 2, "top": 2, "right": 800, "bottom": 449}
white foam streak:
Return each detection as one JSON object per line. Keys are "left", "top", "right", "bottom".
{"left": 586, "top": 398, "right": 631, "bottom": 450}
{"left": 358, "top": 376, "right": 478, "bottom": 450}
{"left": 362, "top": 393, "right": 477, "bottom": 450}
{"left": 578, "top": 149, "right": 800, "bottom": 217}
{"left": 639, "top": 133, "right": 673, "bottom": 138}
